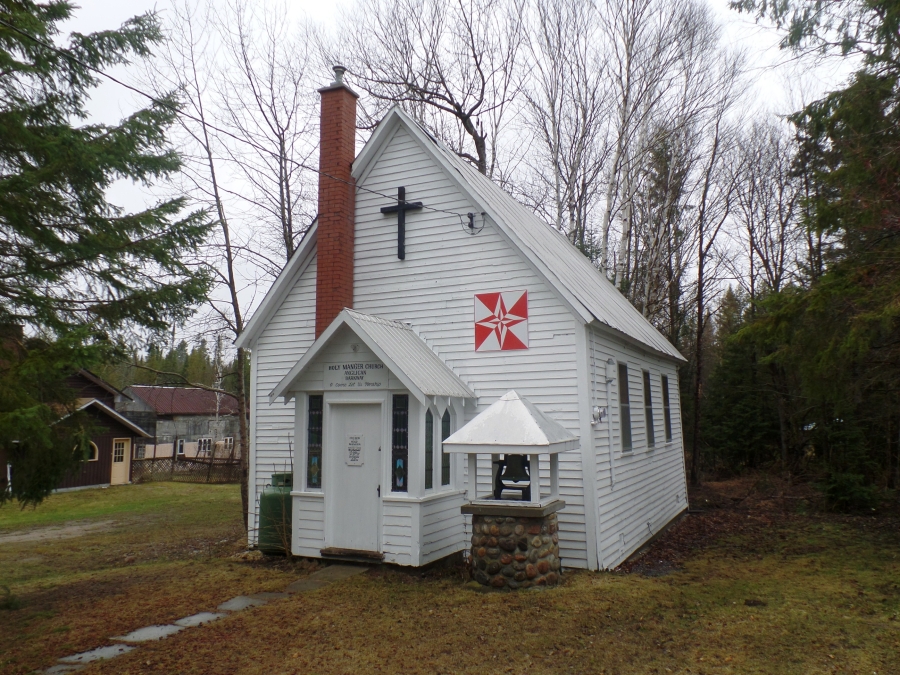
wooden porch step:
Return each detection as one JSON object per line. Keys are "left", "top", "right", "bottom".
{"left": 320, "top": 547, "right": 384, "bottom": 563}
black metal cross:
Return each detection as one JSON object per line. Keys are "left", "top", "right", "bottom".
{"left": 380, "top": 186, "right": 423, "bottom": 260}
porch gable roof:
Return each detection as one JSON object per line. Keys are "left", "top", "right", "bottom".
{"left": 270, "top": 309, "right": 476, "bottom": 404}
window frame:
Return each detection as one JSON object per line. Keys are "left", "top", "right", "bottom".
{"left": 643, "top": 369, "right": 655, "bottom": 448}
{"left": 391, "top": 394, "right": 409, "bottom": 493}
{"left": 85, "top": 441, "right": 99, "bottom": 462}
{"left": 113, "top": 439, "right": 126, "bottom": 464}
{"left": 425, "top": 408, "right": 434, "bottom": 490}
{"left": 661, "top": 375, "right": 673, "bottom": 442}
{"left": 440, "top": 409, "right": 451, "bottom": 486}
{"left": 618, "top": 363, "right": 633, "bottom": 452}
{"left": 306, "top": 394, "right": 324, "bottom": 490}
{"left": 197, "top": 437, "right": 212, "bottom": 456}
{"left": 176, "top": 438, "right": 185, "bottom": 456}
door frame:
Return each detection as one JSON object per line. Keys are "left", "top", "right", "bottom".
{"left": 110, "top": 437, "right": 131, "bottom": 485}
{"left": 322, "top": 391, "right": 390, "bottom": 552}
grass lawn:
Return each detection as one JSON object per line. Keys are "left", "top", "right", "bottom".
{"left": 0, "top": 483, "right": 302, "bottom": 675}
{"left": 2, "top": 479, "right": 899, "bottom": 675}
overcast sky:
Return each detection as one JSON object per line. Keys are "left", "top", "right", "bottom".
{"left": 63, "top": 0, "right": 852, "bottom": 122}
{"left": 56, "top": 0, "right": 854, "bottom": 344}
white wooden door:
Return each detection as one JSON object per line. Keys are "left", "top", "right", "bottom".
{"left": 326, "top": 403, "right": 382, "bottom": 552}
{"left": 110, "top": 438, "right": 131, "bottom": 485}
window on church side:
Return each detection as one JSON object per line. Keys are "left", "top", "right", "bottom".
{"left": 307, "top": 395, "right": 323, "bottom": 489}
{"left": 425, "top": 409, "right": 434, "bottom": 490}
{"left": 661, "top": 375, "right": 673, "bottom": 442}
{"left": 441, "top": 410, "right": 451, "bottom": 486}
{"left": 392, "top": 395, "right": 409, "bottom": 492}
{"left": 643, "top": 370, "right": 655, "bottom": 448}
{"left": 618, "top": 363, "right": 632, "bottom": 451}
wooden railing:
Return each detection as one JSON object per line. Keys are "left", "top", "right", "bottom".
{"left": 131, "top": 457, "right": 241, "bottom": 484}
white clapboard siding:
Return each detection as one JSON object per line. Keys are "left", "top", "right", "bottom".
{"left": 420, "top": 491, "right": 468, "bottom": 564}
{"left": 249, "top": 251, "right": 318, "bottom": 541}
{"left": 382, "top": 499, "right": 415, "bottom": 565}
{"left": 352, "top": 125, "right": 589, "bottom": 567}
{"left": 589, "top": 326, "right": 688, "bottom": 569}
{"left": 292, "top": 493, "right": 325, "bottom": 557}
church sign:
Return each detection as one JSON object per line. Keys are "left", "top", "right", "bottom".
{"left": 346, "top": 433, "right": 364, "bottom": 466}
{"left": 474, "top": 290, "right": 529, "bottom": 351}
{"left": 324, "top": 362, "right": 387, "bottom": 389}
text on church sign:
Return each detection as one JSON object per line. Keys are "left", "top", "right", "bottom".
{"left": 324, "top": 362, "right": 387, "bottom": 389}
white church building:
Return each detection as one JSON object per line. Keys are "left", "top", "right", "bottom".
{"left": 236, "top": 67, "right": 688, "bottom": 571}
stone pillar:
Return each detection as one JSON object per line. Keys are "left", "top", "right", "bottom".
{"left": 463, "top": 500, "right": 564, "bottom": 589}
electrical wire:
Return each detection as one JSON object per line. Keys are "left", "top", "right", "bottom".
{"left": 0, "top": 15, "right": 485, "bottom": 225}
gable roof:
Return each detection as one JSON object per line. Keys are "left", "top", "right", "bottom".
{"left": 127, "top": 386, "right": 241, "bottom": 416}
{"left": 75, "top": 398, "right": 151, "bottom": 437}
{"left": 271, "top": 309, "right": 475, "bottom": 404}
{"left": 235, "top": 105, "right": 684, "bottom": 362}
{"left": 355, "top": 107, "right": 684, "bottom": 362}
{"left": 73, "top": 369, "right": 132, "bottom": 401}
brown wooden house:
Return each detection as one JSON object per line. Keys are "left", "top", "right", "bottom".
{"left": 55, "top": 371, "right": 150, "bottom": 490}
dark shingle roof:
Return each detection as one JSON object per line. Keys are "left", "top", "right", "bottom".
{"left": 128, "top": 386, "right": 240, "bottom": 416}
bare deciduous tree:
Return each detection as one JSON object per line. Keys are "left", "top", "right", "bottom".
{"left": 332, "top": 0, "right": 526, "bottom": 178}
{"left": 521, "top": 0, "right": 611, "bottom": 251}
{"left": 217, "top": 0, "right": 318, "bottom": 265}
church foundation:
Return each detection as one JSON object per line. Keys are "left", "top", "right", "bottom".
{"left": 463, "top": 501, "right": 564, "bottom": 589}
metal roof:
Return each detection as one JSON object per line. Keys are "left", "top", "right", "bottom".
{"left": 271, "top": 309, "right": 476, "bottom": 403}
{"left": 442, "top": 391, "right": 579, "bottom": 455}
{"left": 127, "top": 386, "right": 241, "bottom": 416}
{"left": 76, "top": 398, "right": 151, "bottom": 437}
{"left": 374, "top": 108, "right": 685, "bottom": 362}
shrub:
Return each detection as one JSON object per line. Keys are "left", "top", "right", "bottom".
{"left": 821, "top": 472, "right": 879, "bottom": 512}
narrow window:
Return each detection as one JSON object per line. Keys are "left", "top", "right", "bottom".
{"left": 618, "top": 363, "right": 632, "bottom": 451}
{"left": 425, "top": 409, "right": 434, "bottom": 490}
{"left": 661, "top": 375, "right": 673, "bottom": 442}
{"left": 306, "top": 395, "right": 323, "bottom": 488}
{"left": 113, "top": 440, "right": 126, "bottom": 463}
{"left": 441, "top": 410, "right": 451, "bottom": 486}
{"left": 135, "top": 443, "right": 146, "bottom": 460}
{"left": 392, "top": 394, "right": 409, "bottom": 492}
{"left": 176, "top": 439, "right": 185, "bottom": 456}
{"left": 643, "top": 370, "right": 655, "bottom": 448}
{"left": 85, "top": 442, "right": 99, "bottom": 462}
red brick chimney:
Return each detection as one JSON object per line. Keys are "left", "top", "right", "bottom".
{"left": 315, "top": 66, "right": 358, "bottom": 338}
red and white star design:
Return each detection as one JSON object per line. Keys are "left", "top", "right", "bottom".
{"left": 474, "top": 291, "right": 529, "bottom": 351}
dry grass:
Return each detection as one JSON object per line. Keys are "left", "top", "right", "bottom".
{"left": 2, "top": 479, "right": 899, "bottom": 675}
{"left": 0, "top": 484, "right": 303, "bottom": 675}
{"left": 86, "top": 522, "right": 900, "bottom": 675}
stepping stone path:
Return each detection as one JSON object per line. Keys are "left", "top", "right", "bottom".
{"left": 40, "top": 563, "right": 370, "bottom": 673}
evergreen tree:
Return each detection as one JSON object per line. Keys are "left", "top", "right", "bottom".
{"left": 724, "top": 0, "right": 900, "bottom": 501}
{"left": 0, "top": 1, "right": 212, "bottom": 505}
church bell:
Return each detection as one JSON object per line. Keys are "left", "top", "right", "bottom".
{"left": 493, "top": 454, "right": 531, "bottom": 500}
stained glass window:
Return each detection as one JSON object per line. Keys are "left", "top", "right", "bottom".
{"left": 392, "top": 395, "right": 409, "bottom": 492}
{"left": 307, "top": 395, "right": 323, "bottom": 489}
{"left": 441, "top": 410, "right": 451, "bottom": 486}
{"left": 661, "top": 375, "right": 673, "bottom": 442}
{"left": 618, "top": 363, "right": 632, "bottom": 451}
{"left": 643, "top": 370, "right": 655, "bottom": 448}
{"left": 425, "top": 409, "right": 434, "bottom": 490}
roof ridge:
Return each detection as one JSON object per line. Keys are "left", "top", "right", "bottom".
{"left": 346, "top": 309, "right": 413, "bottom": 330}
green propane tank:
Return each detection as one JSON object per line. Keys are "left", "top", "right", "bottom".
{"left": 258, "top": 472, "right": 293, "bottom": 555}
